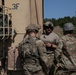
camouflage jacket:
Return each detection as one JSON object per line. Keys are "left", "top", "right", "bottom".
{"left": 55, "top": 34, "right": 76, "bottom": 69}
{"left": 19, "top": 36, "right": 48, "bottom": 73}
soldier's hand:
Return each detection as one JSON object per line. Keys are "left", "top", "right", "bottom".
{"left": 51, "top": 44, "right": 57, "bottom": 48}
{"left": 45, "top": 42, "right": 57, "bottom": 48}
{"left": 56, "top": 63, "right": 63, "bottom": 68}
{"left": 45, "top": 42, "right": 52, "bottom": 47}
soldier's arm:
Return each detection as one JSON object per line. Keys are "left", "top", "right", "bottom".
{"left": 55, "top": 39, "right": 64, "bottom": 63}
{"left": 52, "top": 35, "right": 59, "bottom": 49}
{"left": 36, "top": 40, "right": 49, "bottom": 74}
{"left": 36, "top": 40, "right": 48, "bottom": 63}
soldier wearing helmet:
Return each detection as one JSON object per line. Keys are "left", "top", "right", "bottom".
{"left": 26, "top": 24, "right": 39, "bottom": 34}
{"left": 63, "top": 22, "right": 74, "bottom": 34}
{"left": 40, "top": 21, "right": 59, "bottom": 75}
{"left": 55, "top": 22, "right": 76, "bottom": 75}
{"left": 18, "top": 24, "right": 49, "bottom": 75}
{"left": 43, "top": 21, "right": 54, "bottom": 35}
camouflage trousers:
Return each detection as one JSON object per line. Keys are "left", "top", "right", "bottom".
{"left": 56, "top": 70, "right": 76, "bottom": 75}
{"left": 23, "top": 70, "right": 44, "bottom": 75}
{"left": 47, "top": 54, "right": 55, "bottom": 75}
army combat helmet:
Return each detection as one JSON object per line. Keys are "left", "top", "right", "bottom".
{"left": 26, "top": 24, "right": 40, "bottom": 34}
{"left": 63, "top": 22, "right": 74, "bottom": 31}
{"left": 44, "top": 21, "right": 54, "bottom": 30}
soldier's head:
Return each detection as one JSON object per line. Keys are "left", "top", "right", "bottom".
{"left": 63, "top": 22, "right": 74, "bottom": 34}
{"left": 26, "top": 24, "right": 40, "bottom": 36}
{"left": 43, "top": 21, "right": 54, "bottom": 34}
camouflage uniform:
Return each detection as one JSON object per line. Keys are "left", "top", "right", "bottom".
{"left": 55, "top": 23, "right": 76, "bottom": 75}
{"left": 19, "top": 24, "right": 48, "bottom": 75}
{"left": 40, "top": 21, "right": 59, "bottom": 75}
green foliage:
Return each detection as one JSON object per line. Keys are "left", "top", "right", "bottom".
{"left": 44, "top": 16, "right": 76, "bottom": 38}
{"left": 44, "top": 16, "right": 76, "bottom": 28}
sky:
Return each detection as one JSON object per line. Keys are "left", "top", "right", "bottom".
{"left": 44, "top": 0, "right": 76, "bottom": 19}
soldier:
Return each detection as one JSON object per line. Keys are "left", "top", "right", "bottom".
{"left": 55, "top": 22, "right": 76, "bottom": 75}
{"left": 18, "top": 24, "right": 49, "bottom": 75}
{"left": 40, "top": 21, "right": 59, "bottom": 75}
